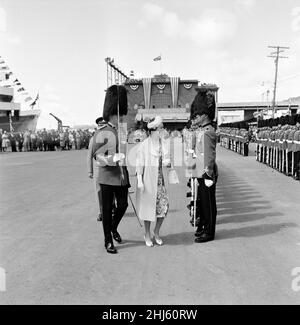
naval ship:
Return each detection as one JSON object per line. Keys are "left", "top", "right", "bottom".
{"left": 0, "top": 56, "right": 40, "bottom": 132}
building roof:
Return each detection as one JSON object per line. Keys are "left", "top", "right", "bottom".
{"left": 218, "top": 101, "right": 299, "bottom": 111}
{"left": 125, "top": 75, "right": 199, "bottom": 85}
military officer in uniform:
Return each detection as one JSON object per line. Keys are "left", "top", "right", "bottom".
{"left": 87, "top": 117, "right": 107, "bottom": 222}
{"left": 89, "top": 85, "right": 130, "bottom": 254}
{"left": 187, "top": 88, "right": 218, "bottom": 243}
{"left": 287, "top": 116, "right": 296, "bottom": 176}
{"left": 294, "top": 115, "right": 300, "bottom": 180}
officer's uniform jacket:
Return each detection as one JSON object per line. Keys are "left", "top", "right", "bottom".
{"left": 87, "top": 122, "right": 130, "bottom": 187}
{"left": 278, "top": 128, "right": 283, "bottom": 150}
{"left": 287, "top": 128, "right": 294, "bottom": 151}
{"left": 294, "top": 128, "right": 300, "bottom": 153}
{"left": 283, "top": 127, "right": 290, "bottom": 151}
{"left": 187, "top": 124, "right": 218, "bottom": 181}
{"left": 274, "top": 128, "right": 280, "bottom": 149}
{"left": 270, "top": 128, "right": 275, "bottom": 149}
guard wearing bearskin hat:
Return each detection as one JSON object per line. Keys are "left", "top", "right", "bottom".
{"left": 294, "top": 115, "right": 300, "bottom": 180}
{"left": 186, "top": 87, "right": 218, "bottom": 243}
{"left": 89, "top": 85, "right": 130, "bottom": 254}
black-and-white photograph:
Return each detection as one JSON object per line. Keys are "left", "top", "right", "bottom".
{"left": 0, "top": 0, "right": 300, "bottom": 310}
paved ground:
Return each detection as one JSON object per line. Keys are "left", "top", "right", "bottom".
{"left": 0, "top": 143, "right": 300, "bottom": 305}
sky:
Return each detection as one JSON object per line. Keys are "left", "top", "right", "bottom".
{"left": 0, "top": 0, "right": 300, "bottom": 129}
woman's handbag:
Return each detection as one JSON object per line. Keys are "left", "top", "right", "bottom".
{"left": 168, "top": 167, "right": 179, "bottom": 184}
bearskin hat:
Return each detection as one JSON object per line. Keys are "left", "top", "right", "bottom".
{"left": 288, "top": 115, "right": 295, "bottom": 126}
{"left": 103, "top": 85, "right": 128, "bottom": 122}
{"left": 190, "top": 88, "right": 216, "bottom": 121}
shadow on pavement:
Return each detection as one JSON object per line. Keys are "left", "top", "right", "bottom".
{"left": 215, "top": 172, "right": 293, "bottom": 241}
{"left": 216, "top": 223, "right": 297, "bottom": 240}
{"left": 217, "top": 212, "right": 284, "bottom": 225}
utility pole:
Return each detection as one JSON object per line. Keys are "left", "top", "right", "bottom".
{"left": 267, "top": 46, "right": 289, "bottom": 118}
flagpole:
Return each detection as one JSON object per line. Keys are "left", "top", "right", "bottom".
{"left": 160, "top": 53, "right": 162, "bottom": 75}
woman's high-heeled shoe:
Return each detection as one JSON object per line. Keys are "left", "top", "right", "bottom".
{"left": 153, "top": 234, "right": 164, "bottom": 246}
{"left": 144, "top": 235, "right": 154, "bottom": 247}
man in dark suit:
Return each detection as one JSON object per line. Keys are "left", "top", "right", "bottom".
{"left": 187, "top": 87, "right": 218, "bottom": 243}
{"left": 88, "top": 85, "right": 130, "bottom": 254}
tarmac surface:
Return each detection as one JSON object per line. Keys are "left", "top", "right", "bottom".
{"left": 0, "top": 143, "right": 300, "bottom": 305}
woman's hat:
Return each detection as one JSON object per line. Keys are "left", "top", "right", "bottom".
{"left": 147, "top": 116, "right": 163, "bottom": 130}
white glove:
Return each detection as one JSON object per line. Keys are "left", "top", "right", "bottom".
{"left": 204, "top": 179, "right": 214, "bottom": 188}
{"left": 113, "top": 153, "right": 125, "bottom": 163}
{"left": 95, "top": 154, "right": 110, "bottom": 165}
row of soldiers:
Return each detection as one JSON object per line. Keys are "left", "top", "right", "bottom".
{"left": 218, "top": 121, "right": 251, "bottom": 156}
{"left": 256, "top": 114, "right": 300, "bottom": 180}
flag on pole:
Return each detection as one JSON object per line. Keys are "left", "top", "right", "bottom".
{"left": 30, "top": 92, "right": 39, "bottom": 108}
{"left": 153, "top": 55, "right": 161, "bottom": 61}
{"left": 5, "top": 72, "right": 13, "bottom": 79}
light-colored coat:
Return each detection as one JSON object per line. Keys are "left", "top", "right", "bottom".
{"left": 136, "top": 137, "right": 171, "bottom": 222}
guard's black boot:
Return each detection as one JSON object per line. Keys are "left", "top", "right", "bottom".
{"left": 195, "top": 228, "right": 205, "bottom": 238}
{"left": 97, "top": 214, "right": 103, "bottom": 222}
{"left": 195, "top": 233, "right": 214, "bottom": 243}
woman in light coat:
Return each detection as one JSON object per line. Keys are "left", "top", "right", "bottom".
{"left": 136, "top": 116, "right": 172, "bottom": 247}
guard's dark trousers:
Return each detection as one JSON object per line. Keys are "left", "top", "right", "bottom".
{"left": 100, "top": 184, "right": 128, "bottom": 246}
{"left": 196, "top": 179, "right": 217, "bottom": 238}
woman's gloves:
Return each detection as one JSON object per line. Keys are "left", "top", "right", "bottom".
{"left": 137, "top": 175, "right": 144, "bottom": 191}
{"left": 113, "top": 153, "right": 125, "bottom": 163}
{"left": 162, "top": 158, "right": 171, "bottom": 168}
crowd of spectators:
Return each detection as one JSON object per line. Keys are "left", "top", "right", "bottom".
{"left": 1, "top": 126, "right": 186, "bottom": 153}
{"left": 0, "top": 129, "right": 93, "bottom": 153}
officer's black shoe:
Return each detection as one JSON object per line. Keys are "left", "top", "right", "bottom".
{"left": 105, "top": 243, "right": 118, "bottom": 254}
{"left": 195, "top": 234, "right": 214, "bottom": 243}
{"left": 97, "top": 214, "right": 103, "bottom": 222}
{"left": 112, "top": 231, "right": 122, "bottom": 244}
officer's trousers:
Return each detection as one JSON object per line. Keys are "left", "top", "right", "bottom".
{"left": 196, "top": 179, "right": 217, "bottom": 238}
{"left": 100, "top": 184, "right": 128, "bottom": 245}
